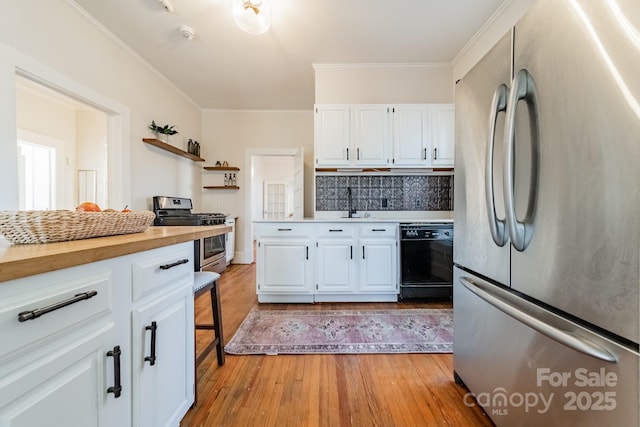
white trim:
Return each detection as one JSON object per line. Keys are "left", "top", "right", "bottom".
{"left": 1, "top": 42, "right": 131, "bottom": 210}
{"left": 312, "top": 63, "right": 452, "bottom": 69}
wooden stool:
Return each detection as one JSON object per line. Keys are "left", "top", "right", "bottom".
{"left": 193, "top": 271, "right": 225, "bottom": 367}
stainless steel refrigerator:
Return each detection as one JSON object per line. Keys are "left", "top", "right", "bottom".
{"left": 453, "top": 0, "right": 639, "bottom": 425}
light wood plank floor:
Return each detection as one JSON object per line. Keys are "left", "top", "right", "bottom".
{"left": 182, "top": 262, "right": 494, "bottom": 427}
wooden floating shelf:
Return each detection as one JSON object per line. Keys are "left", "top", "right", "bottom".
{"left": 203, "top": 186, "right": 240, "bottom": 190}
{"left": 203, "top": 166, "right": 240, "bottom": 171}
{"left": 142, "top": 138, "right": 205, "bottom": 162}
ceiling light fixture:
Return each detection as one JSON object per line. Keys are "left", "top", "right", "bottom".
{"left": 232, "top": 0, "right": 271, "bottom": 35}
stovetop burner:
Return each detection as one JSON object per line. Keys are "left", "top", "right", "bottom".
{"left": 152, "top": 196, "right": 226, "bottom": 226}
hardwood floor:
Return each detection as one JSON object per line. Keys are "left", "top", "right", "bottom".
{"left": 182, "top": 262, "right": 494, "bottom": 427}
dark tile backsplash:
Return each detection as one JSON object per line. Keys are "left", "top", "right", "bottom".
{"left": 316, "top": 175, "right": 453, "bottom": 211}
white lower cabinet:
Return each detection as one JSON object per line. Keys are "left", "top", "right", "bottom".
{"left": 255, "top": 222, "right": 398, "bottom": 303}
{"left": 257, "top": 238, "right": 314, "bottom": 302}
{"left": 131, "top": 280, "right": 194, "bottom": 427}
{"left": 0, "top": 322, "right": 122, "bottom": 427}
{"left": 0, "top": 241, "right": 195, "bottom": 427}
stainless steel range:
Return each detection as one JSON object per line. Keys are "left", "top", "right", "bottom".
{"left": 152, "top": 196, "right": 227, "bottom": 273}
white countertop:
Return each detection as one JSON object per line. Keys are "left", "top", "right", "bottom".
{"left": 254, "top": 211, "right": 454, "bottom": 224}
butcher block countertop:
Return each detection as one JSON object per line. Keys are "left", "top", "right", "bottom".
{"left": 0, "top": 225, "right": 230, "bottom": 283}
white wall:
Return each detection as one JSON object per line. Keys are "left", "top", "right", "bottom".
{"left": 0, "top": 0, "right": 203, "bottom": 211}
{"left": 452, "top": 0, "right": 538, "bottom": 82}
{"left": 314, "top": 64, "right": 453, "bottom": 104}
{"left": 201, "top": 109, "right": 314, "bottom": 263}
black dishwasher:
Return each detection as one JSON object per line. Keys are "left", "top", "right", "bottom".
{"left": 399, "top": 223, "right": 453, "bottom": 300}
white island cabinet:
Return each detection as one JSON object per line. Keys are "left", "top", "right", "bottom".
{"left": 0, "top": 227, "right": 229, "bottom": 427}
{"left": 255, "top": 221, "right": 398, "bottom": 303}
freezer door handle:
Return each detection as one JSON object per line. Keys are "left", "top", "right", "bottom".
{"left": 485, "top": 83, "right": 509, "bottom": 247}
{"left": 460, "top": 276, "right": 617, "bottom": 363}
{"left": 503, "top": 69, "right": 540, "bottom": 252}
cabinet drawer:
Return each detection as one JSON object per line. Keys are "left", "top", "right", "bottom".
{"left": 131, "top": 244, "right": 193, "bottom": 302}
{"left": 359, "top": 224, "right": 397, "bottom": 238}
{"left": 255, "top": 224, "right": 310, "bottom": 238}
{"left": 316, "top": 224, "right": 355, "bottom": 238}
{"left": 0, "top": 269, "right": 112, "bottom": 363}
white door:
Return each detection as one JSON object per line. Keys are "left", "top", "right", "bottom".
{"left": 359, "top": 239, "right": 397, "bottom": 292}
{"left": 314, "top": 105, "right": 351, "bottom": 166}
{"left": 353, "top": 105, "right": 390, "bottom": 166}
{"left": 316, "top": 239, "right": 356, "bottom": 293}
{"left": 131, "top": 282, "right": 194, "bottom": 427}
{"left": 263, "top": 181, "right": 287, "bottom": 219}
{"left": 431, "top": 105, "right": 455, "bottom": 167}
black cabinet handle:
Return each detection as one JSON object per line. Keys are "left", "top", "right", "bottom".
{"left": 159, "top": 259, "right": 188, "bottom": 270}
{"left": 362, "top": 246, "right": 365, "bottom": 259}
{"left": 371, "top": 229, "right": 386, "bottom": 232}
{"left": 107, "top": 345, "right": 122, "bottom": 398}
{"left": 329, "top": 229, "right": 343, "bottom": 232}
{"left": 144, "top": 321, "right": 157, "bottom": 366}
{"left": 277, "top": 228, "right": 292, "bottom": 231}
{"left": 357, "top": 148, "right": 360, "bottom": 160}
{"left": 306, "top": 246, "right": 309, "bottom": 260}
{"left": 346, "top": 148, "right": 349, "bottom": 160}
{"left": 18, "top": 291, "right": 98, "bottom": 322}
{"left": 350, "top": 245, "right": 353, "bottom": 260}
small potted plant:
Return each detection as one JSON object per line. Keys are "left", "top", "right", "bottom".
{"left": 149, "top": 120, "right": 178, "bottom": 143}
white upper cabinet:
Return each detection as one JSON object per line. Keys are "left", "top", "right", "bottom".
{"left": 391, "top": 105, "right": 431, "bottom": 167}
{"left": 430, "top": 104, "right": 455, "bottom": 167}
{"left": 353, "top": 105, "right": 391, "bottom": 167}
{"left": 315, "top": 104, "right": 454, "bottom": 169}
{"left": 314, "top": 105, "right": 351, "bottom": 167}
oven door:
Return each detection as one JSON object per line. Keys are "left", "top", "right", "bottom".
{"left": 195, "top": 235, "right": 226, "bottom": 273}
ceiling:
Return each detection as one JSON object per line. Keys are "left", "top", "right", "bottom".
{"left": 70, "top": 0, "right": 506, "bottom": 110}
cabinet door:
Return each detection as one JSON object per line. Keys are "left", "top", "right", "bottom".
{"left": 225, "top": 218, "right": 235, "bottom": 264}
{"left": 131, "top": 280, "right": 194, "bottom": 427}
{"left": 392, "top": 105, "right": 431, "bottom": 167}
{"left": 431, "top": 105, "right": 455, "bottom": 167}
{"left": 0, "top": 323, "right": 123, "bottom": 427}
{"left": 316, "top": 239, "right": 356, "bottom": 293}
{"left": 257, "top": 239, "right": 313, "bottom": 294}
{"left": 353, "top": 105, "right": 390, "bottom": 166}
{"left": 314, "top": 105, "right": 351, "bottom": 166}
{"left": 359, "top": 239, "right": 397, "bottom": 293}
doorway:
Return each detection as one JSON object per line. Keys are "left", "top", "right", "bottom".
{"left": 243, "top": 147, "right": 304, "bottom": 263}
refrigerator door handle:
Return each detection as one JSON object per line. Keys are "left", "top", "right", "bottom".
{"left": 503, "top": 69, "right": 540, "bottom": 252}
{"left": 485, "top": 83, "right": 509, "bottom": 247}
{"left": 460, "top": 276, "right": 617, "bottom": 363}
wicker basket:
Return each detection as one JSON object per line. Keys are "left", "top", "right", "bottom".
{"left": 0, "top": 210, "right": 156, "bottom": 244}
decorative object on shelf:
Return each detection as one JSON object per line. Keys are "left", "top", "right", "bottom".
{"left": 203, "top": 165, "right": 240, "bottom": 189}
{"left": 187, "top": 139, "right": 200, "bottom": 157}
{"left": 222, "top": 160, "right": 229, "bottom": 167}
{"left": 148, "top": 120, "right": 178, "bottom": 143}
{"left": 232, "top": 0, "right": 271, "bottom": 35}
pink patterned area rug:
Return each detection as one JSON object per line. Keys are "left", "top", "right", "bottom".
{"left": 224, "top": 308, "right": 453, "bottom": 355}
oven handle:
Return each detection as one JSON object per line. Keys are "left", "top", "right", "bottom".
{"left": 400, "top": 238, "right": 451, "bottom": 242}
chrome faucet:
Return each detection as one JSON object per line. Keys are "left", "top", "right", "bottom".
{"left": 347, "top": 187, "right": 356, "bottom": 218}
